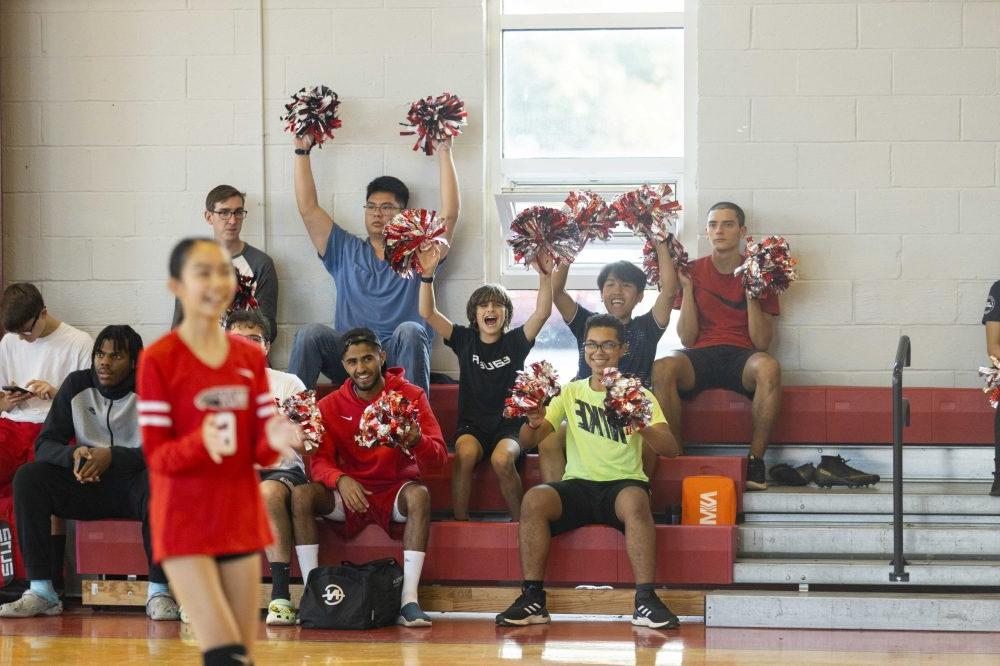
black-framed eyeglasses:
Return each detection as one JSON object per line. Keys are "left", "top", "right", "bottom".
{"left": 209, "top": 208, "right": 248, "bottom": 221}
{"left": 362, "top": 203, "right": 402, "bottom": 215}
{"left": 17, "top": 310, "right": 42, "bottom": 336}
{"left": 582, "top": 341, "right": 621, "bottom": 353}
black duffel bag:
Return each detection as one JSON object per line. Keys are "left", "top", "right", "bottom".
{"left": 299, "top": 558, "right": 403, "bottom": 629}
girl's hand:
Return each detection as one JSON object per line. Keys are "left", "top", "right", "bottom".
{"left": 265, "top": 413, "right": 305, "bottom": 463}
{"left": 202, "top": 412, "right": 237, "bottom": 464}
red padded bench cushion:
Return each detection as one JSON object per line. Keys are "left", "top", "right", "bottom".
{"left": 682, "top": 387, "right": 994, "bottom": 445}
{"left": 76, "top": 520, "right": 735, "bottom": 586}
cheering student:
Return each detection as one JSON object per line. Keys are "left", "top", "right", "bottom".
{"left": 138, "top": 238, "right": 302, "bottom": 666}
{"left": 984, "top": 280, "right": 1000, "bottom": 496}
{"left": 418, "top": 246, "right": 552, "bottom": 520}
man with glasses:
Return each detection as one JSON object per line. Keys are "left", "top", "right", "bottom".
{"left": 171, "top": 185, "right": 278, "bottom": 341}
{"left": 496, "top": 314, "right": 681, "bottom": 629}
{"left": 287, "top": 132, "right": 461, "bottom": 394}
{"left": 0, "top": 283, "right": 92, "bottom": 497}
{"left": 224, "top": 310, "right": 310, "bottom": 626}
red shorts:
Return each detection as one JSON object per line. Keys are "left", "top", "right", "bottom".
{"left": 0, "top": 419, "right": 42, "bottom": 498}
{"left": 323, "top": 479, "right": 413, "bottom": 538}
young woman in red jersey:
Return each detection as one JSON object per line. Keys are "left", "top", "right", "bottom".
{"left": 138, "top": 238, "right": 302, "bottom": 666}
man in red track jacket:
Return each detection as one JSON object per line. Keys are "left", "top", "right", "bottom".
{"left": 291, "top": 328, "right": 446, "bottom": 628}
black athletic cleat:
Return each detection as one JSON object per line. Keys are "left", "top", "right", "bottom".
{"left": 814, "top": 455, "right": 879, "bottom": 488}
{"left": 990, "top": 472, "right": 1000, "bottom": 497}
{"left": 746, "top": 456, "right": 767, "bottom": 490}
{"left": 495, "top": 588, "right": 550, "bottom": 626}
{"left": 632, "top": 592, "right": 680, "bottom": 629}
{"left": 769, "top": 462, "right": 816, "bottom": 486}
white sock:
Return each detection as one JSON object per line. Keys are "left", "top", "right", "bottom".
{"left": 295, "top": 544, "right": 319, "bottom": 583}
{"left": 401, "top": 550, "right": 425, "bottom": 606}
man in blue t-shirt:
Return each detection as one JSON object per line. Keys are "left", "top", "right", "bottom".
{"left": 287, "top": 133, "right": 460, "bottom": 394}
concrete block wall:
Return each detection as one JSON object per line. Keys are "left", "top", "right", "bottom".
{"left": 1, "top": 1, "right": 997, "bottom": 387}
{"left": 697, "top": 1, "right": 1000, "bottom": 387}
{"left": 0, "top": 0, "right": 483, "bottom": 376}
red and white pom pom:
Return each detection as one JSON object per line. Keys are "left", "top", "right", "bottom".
{"left": 382, "top": 208, "right": 449, "bottom": 278}
{"left": 611, "top": 184, "right": 682, "bottom": 243}
{"left": 503, "top": 361, "right": 561, "bottom": 419}
{"left": 507, "top": 206, "right": 582, "bottom": 273}
{"left": 600, "top": 368, "right": 652, "bottom": 436}
{"left": 355, "top": 391, "right": 419, "bottom": 457}
{"left": 734, "top": 235, "right": 799, "bottom": 300}
{"left": 275, "top": 390, "right": 325, "bottom": 452}
{"left": 642, "top": 235, "right": 690, "bottom": 290}
{"left": 400, "top": 92, "right": 468, "bottom": 156}
{"left": 564, "top": 190, "right": 615, "bottom": 246}
{"left": 281, "top": 85, "right": 342, "bottom": 147}
{"left": 979, "top": 356, "right": 1000, "bottom": 409}
{"left": 223, "top": 274, "right": 259, "bottom": 327}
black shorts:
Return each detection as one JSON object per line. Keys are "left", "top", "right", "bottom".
{"left": 548, "top": 479, "right": 650, "bottom": 536}
{"left": 215, "top": 551, "right": 255, "bottom": 563}
{"left": 679, "top": 345, "right": 759, "bottom": 399}
{"left": 454, "top": 420, "right": 524, "bottom": 460}
{"left": 258, "top": 467, "right": 309, "bottom": 489}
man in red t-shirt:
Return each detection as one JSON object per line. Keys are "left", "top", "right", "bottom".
{"left": 652, "top": 203, "right": 781, "bottom": 490}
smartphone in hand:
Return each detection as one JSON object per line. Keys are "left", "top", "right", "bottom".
{"left": 1, "top": 385, "right": 30, "bottom": 394}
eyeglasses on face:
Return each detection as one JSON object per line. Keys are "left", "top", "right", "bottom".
{"left": 17, "top": 310, "right": 43, "bottom": 336}
{"left": 209, "top": 208, "right": 248, "bottom": 221}
{"left": 582, "top": 341, "right": 621, "bottom": 353}
{"left": 234, "top": 334, "right": 265, "bottom": 344}
{"left": 362, "top": 203, "right": 402, "bottom": 214}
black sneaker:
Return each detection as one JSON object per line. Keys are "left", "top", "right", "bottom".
{"left": 814, "top": 455, "right": 879, "bottom": 488}
{"left": 495, "top": 588, "right": 550, "bottom": 626}
{"left": 746, "top": 456, "right": 767, "bottom": 490}
{"left": 990, "top": 472, "right": 1000, "bottom": 497}
{"left": 769, "top": 462, "right": 816, "bottom": 486}
{"left": 632, "top": 592, "right": 680, "bottom": 629}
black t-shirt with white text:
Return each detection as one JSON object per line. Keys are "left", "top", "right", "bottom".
{"left": 444, "top": 324, "right": 534, "bottom": 433}
{"left": 568, "top": 305, "right": 666, "bottom": 388}
{"left": 984, "top": 281, "right": 1000, "bottom": 325}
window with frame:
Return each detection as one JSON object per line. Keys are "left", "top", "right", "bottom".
{"left": 488, "top": 0, "right": 687, "bottom": 290}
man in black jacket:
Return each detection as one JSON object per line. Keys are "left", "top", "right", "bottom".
{"left": 0, "top": 326, "right": 178, "bottom": 620}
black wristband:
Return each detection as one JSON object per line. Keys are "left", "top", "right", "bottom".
{"left": 294, "top": 147, "right": 311, "bottom": 156}
{"left": 420, "top": 276, "right": 434, "bottom": 284}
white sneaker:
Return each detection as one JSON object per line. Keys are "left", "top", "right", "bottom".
{"left": 265, "top": 599, "right": 298, "bottom": 626}
{"left": 0, "top": 591, "right": 62, "bottom": 618}
{"left": 146, "top": 593, "right": 181, "bottom": 621}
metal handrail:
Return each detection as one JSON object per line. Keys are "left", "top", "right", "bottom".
{"left": 890, "top": 335, "right": 911, "bottom": 582}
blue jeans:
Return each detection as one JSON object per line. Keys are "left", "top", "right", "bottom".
{"left": 287, "top": 322, "right": 430, "bottom": 394}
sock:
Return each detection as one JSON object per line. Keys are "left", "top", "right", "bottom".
{"left": 295, "top": 544, "right": 319, "bottom": 583}
{"left": 401, "top": 550, "right": 425, "bottom": 607}
{"left": 50, "top": 534, "right": 67, "bottom": 591}
{"left": 202, "top": 644, "right": 247, "bottom": 666}
{"left": 29, "top": 580, "right": 58, "bottom": 604}
{"left": 147, "top": 581, "right": 170, "bottom": 600}
{"left": 635, "top": 583, "right": 656, "bottom": 599}
{"left": 270, "top": 562, "right": 291, "bottom": 601}
{"left": 522, "top": 580, "right": 544, "bottom": 594}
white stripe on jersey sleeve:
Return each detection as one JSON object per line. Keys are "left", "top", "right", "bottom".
{"left": 138, "top": 401, "right": 171, "bottom": 413}
{"left": 257, "top": 405, "right": 277, "bottom": 419}
{"left": 139, "top": 415, "right": 173, "bottom": 427}
{"left": 256, "top": 393, "right": 274, "bottom": 405}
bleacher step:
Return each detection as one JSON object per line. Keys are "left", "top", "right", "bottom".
{"left": 743, "top": 482, "right": 1000, "bottom": 521}
{"left": 739, "top": 522, "right": 1000, "bottom": 558}
{"left": 705, "top": 590, "right": 1000, "bottom": 631}
{"left": 734, "top": 558, "right": 1000, "bottom": 586}
{"left": 692, "top": 444, "right": 995, "bottom": 481}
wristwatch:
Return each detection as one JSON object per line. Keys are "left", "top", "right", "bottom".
{"left": 294, "top": 147, "right": 311, "bottom": 156}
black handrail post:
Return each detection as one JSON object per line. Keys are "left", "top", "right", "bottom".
{"left": 890, "top": 335, "right": 911, "bottom": 582}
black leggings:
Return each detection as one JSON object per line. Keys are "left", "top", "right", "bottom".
{"left": 12, "top": 461, "right": 166, "bottom": 583}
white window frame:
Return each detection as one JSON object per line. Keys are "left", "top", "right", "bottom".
{"left": 485, "top": 0, "right": 697, "bottom": 291}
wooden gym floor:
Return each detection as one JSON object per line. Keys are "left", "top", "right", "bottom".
{"left": 4, "top": 607, "right": 1000, "bottom": 665}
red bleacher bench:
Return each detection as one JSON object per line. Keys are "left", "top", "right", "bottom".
{"left": 682, "top": 386, "right": 995, "bottom": 445}
{"left": 77, "top": 520, "right": 736, "bottom": 586}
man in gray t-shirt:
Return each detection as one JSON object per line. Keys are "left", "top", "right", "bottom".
{"left": 171, "top": 184, "right": 278, "bottom": 340}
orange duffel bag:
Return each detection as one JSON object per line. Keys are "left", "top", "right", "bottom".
{"left": 681, "top": 475, "right": 737, "bottom": 526}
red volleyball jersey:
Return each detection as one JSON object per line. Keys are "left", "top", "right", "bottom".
{"left": 137, "top": 331, "right": 279, "bottom": 561}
